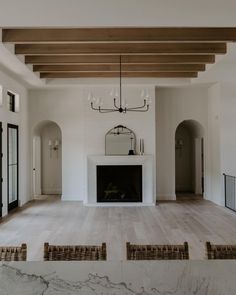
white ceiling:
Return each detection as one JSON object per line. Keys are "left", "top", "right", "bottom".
{"left": 1, "top": 0, "right": 236, "bottom": 27}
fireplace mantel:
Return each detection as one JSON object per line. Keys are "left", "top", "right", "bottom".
{"left": 86, "top": 155, "right": 155, "bottom": 206}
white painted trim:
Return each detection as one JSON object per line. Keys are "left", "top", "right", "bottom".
{"left": 43, "top": 189, "right": 62, "bottom": 195}
{"left": 84, "top": 202, "right": 156, "bottom": 207}
{"left": 61, "top": 195, "right": 83, "bottom": 201}
{"left": 157, "top": 194, "right": 176, "bottom": 200}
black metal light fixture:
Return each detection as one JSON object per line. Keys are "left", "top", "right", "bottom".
{"left": 109, "top": 125, "right": 132, "bottom": 135}
{"left": 88, "top": 56, "right": 151, "bottom": 113}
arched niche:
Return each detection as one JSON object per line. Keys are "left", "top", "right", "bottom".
{"left": 175, "top": 120, "right": 204, "bottom": 198}
{"left": 32, "top": 120, "right": 62, "bottom": 197}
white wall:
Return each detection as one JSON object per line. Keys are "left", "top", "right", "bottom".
{"left": 155, "top": 83, "right": 228, "bottom": 205}
{"left": 156, "top": 86, "right": 208, "bottom": 200}
{"left": 215, "top": 82, "right": 236, "bottom": 206}
{"left": 0, "top": 68, "right": 30, "bottom": 216}
{"left": 9, "top": 78, "right": 235, "bottom": 208}
{"left": 29, "top": 86, "right": 156, "bottom": 201}
{"left": 220, "top": 83, "right": 236, "bottom": 176}
{"left": 206, "top": 84, "right": 223, "bottom": 205}
{"left": 25, "top": 81, "right": 236, "bottom": 207}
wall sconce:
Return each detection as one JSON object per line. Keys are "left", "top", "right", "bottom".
{"left": 175, "top": 139, "right": 184, "bottom": 157}
{"left": 175, "top": 139, "right": 184, "bottom": 150}
{"left": 48, "top": 139, "right": 60, "bottom": 158}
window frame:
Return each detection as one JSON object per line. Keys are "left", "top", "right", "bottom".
{"left": 7, "top": 91, "right": 16, "bottom": 112}
{"left": 7, "top": 124, "right": 19, "bottom": 211}
{"left": 0, "top": 122, "right": 2, "bottom": 217}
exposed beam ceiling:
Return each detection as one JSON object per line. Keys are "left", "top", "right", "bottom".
{"left": 3, "top": 28, "right": 236, "bottom": 42}
{"left": 2, "top": 27, "right": 236, "bottom": 79}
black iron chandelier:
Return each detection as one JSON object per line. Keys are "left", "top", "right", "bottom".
{"left": 88, "top": 56, "right": 151, "bottom": 113}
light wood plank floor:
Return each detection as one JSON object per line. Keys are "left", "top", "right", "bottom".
{"left": 1, "top": 195, "right": 236, "bottom": 261}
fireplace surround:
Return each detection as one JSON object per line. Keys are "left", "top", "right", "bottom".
{"left": 87, "top": 155, "right": 154, "bottom": 206}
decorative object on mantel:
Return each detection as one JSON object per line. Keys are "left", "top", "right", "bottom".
{"left": 139, "top": 138, "right": 144, "bottom": 155}
{"left": 128, "top": 137, "right": 135, "bottom": 155}
{"left": 105, "top": 125, "right": 136, "bottom": 155}
{"left": 88, "top": 55, "right": 151, "bottom": 113}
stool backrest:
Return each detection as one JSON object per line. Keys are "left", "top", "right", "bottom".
{"left": 126, "top": 242, "right": 189, "bottom": 260}
{"left": 44, "top": 242, "right": 107, "bottom": 261}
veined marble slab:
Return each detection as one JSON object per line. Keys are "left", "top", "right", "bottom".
{"left": 0, "top": 261, "right": 236, "bottom": 294}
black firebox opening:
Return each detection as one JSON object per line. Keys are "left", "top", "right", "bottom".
{"left": 97, "top": 165, "right": 142, "bottom": 202}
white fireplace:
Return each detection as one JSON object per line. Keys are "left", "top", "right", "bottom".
{"left": 86, "top": 155, "right": 155, "bottom": 206}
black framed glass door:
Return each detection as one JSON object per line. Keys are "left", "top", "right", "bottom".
{"left": 0, "top": 122, "right": 2, "bottom": 217}
{"left": 7, "top": 124, "right": 19, "bottom": 211}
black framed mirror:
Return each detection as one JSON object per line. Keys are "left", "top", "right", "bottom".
{"left": 105, "top": 125, "right": 136, "bottom": 155}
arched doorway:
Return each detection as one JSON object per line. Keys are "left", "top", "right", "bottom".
{"left": 32, "top": 121, "right": 62, "bottom": 198}
{"left": 175, "top": 120, "right": 204, "bottom": 199}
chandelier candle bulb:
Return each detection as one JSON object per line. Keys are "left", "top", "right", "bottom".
{"left": 109, "top": 88, "right": 114, "bottom": 97}
{"left": 115, "top": 88, "right": 119, "bottom": 98}
{"left": 54, "top": 139, "right": 59, "bottom": 147}
{"left": 141, "top": 89, "right": 145, "bottom": 98}
{"left": 88, "top": 92, "right": 92, "bottom": 101}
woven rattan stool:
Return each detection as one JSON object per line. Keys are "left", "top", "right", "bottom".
{"left": 206, "top": 241, "right": 236, "bottom": 259}
{"left": 126, "top": 242, "right": 189, "bottom": 260}
{"left": 44, "top": 242, "right": 107, "bottom": 261}
{"left": 0, "top": 244, "right": 27, "bottom": 261}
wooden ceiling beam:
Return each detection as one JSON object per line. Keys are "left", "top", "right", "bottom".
{"left": 33, "top": 64, "right": 205, "bottom": 72}
{"left": 3, "top": 28, "right": 236, "bottom": 42}
{"left": 26, "top": 55, "right": 120, "bottom": 64}
{"left": 40, "top": 72, "right": 198, "bottom": 78}
{"left": 15, "top": 43, "right": 227, "bottom": 55}
{"left": 25, "top": 54, "right": 215, "bottom": 64}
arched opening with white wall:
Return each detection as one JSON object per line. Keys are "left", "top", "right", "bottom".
{"left": 32, "top": 120, "right": 62, "bottom": 198}
{"left": 175, "top": 120, "right": 204, "bottom": 199}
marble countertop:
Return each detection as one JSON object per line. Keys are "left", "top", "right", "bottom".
{"left": 0, "top": 260, "right": 236, "bottom": 294}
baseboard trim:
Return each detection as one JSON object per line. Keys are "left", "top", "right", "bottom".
{"left": 84, "top": 202, "right": 156, "bottom": 207}
{"left": 43, "top": 189, "right": 62, "bottom": 195}
{"left": 157, "top": 194, "right": 176, "bottom": 201}
{"left": 61, "top": 195, "right": 83, "bottom": 201}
